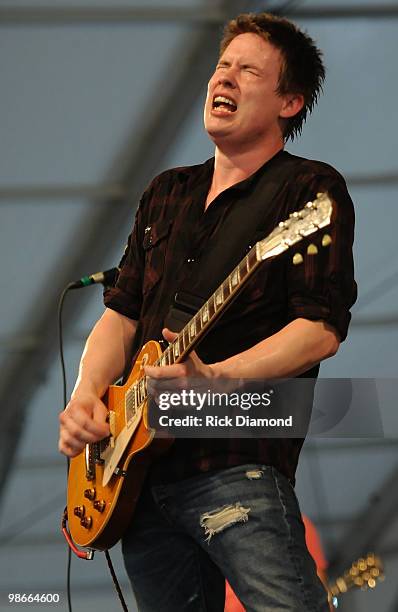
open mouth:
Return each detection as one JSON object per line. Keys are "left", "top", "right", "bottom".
{"left": 212, "top": 96, "right": 237, "bottom": 113}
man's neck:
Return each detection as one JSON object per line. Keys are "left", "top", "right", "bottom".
{"left": 206, "top": 140, "right": 284, "bottom": 208}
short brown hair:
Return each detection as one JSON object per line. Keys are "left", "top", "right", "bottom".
{"left": 220, "top": 12, "right": 325, "bottom": 141}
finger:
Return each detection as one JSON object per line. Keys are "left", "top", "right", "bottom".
{"left": 58, "top": 431, "right": 86, "bottom": 457}
{"left": 162, "top": 327, "right": 178, "bottom": 342}
{"left": 91, "top": 400, "right": 111, "bottom": 434}
{"left": 144, "top": 363, "right": 187, "bottom": 379}
{"left": 59, "top": 418, "right": 106, "bottom": 451}
{"left": 60, "top": 406, "right": 109, "bottom": 439}
{"left": 58, "top": 439, "right": 81, "bottom": 458}
{"left": 81, "top": 416, "right": 109, "bottom": 438}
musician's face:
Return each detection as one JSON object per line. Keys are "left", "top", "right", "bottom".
{"left": 204, "top": 33, "right": 296, "bottom": 149}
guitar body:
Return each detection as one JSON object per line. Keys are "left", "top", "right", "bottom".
{"left": 67, "top": 340, "right": 172, "bottom": 550}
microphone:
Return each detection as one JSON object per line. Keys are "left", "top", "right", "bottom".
{"left": 70, "top": 267, "right": 120, "bottom": 289}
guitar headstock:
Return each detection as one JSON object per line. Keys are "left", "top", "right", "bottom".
{"left": 257, "top": 192, "right": 333, "bottom": 260}
{"left": 329, "top": 553, "right": 384, "bottom": 598}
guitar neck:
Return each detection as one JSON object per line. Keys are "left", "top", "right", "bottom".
{"left": 124, "top": 192, "right": 334, "bottom": 415}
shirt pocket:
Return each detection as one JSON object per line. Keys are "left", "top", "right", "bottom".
{"left": 142, "top": 219, "right": 173, "bottom": 295}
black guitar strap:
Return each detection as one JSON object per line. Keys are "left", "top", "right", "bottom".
{"left": 165, "top": 151, "right": 301, "bottom": 332}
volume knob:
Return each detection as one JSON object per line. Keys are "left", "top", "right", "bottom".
{"left": 80, "top": 516, "right": 93, "bottom": 529}
{"left": 74, "top": 505, "right": 85, "bottom": 518}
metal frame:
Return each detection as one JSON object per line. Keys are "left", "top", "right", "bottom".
{"left": 0, "top": 4, "right": 398, "bottom": 24}
{"left": 1, "top": 170, "right": 398, "bottom": 202}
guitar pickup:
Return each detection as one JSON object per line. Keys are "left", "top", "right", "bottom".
{"left": 108, "top": 410, "right": 116, "bottom": 448}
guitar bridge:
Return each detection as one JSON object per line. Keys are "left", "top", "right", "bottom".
{"left": 109, "top": 410, "right": 116, "bottom": 448}
{"left": 93, "top": 441, "right": 104, "bottom": 465}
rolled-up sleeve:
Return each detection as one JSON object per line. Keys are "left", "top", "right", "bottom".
{"left": 103, "top": 195, "right": 147, "bottom": 321}
{"left": 286, "top": 174, "right": 357, "bottom": 341}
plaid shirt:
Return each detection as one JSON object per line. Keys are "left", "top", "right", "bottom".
{"left": 104, "top": 149, "right": 356, "bottom": 484}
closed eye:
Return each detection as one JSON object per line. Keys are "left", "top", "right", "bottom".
{"left": 242, "top": 65, "right": 260, "bottom": 76}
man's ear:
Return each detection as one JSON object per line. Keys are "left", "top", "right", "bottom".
{"left": 280, "top": 93, "right": 305, "bottom": 119}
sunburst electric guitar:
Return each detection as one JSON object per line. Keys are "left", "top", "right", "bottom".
{"left": 65, "top": 192, "right": 333, "bottom": 551}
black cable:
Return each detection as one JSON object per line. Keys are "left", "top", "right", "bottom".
{"left": 57, "top": 282, "right": 76, "bottom": 612}
{"left": 105, "top": 550, "right": 129, "bottom": 612}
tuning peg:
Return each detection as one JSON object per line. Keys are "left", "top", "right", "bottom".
{"left": 307, "top": 244, "right": 318, "bottom": 256}
{"left": 322, "top": 234, "right": 332, "bottom": 247}
{"left": 292, "top": 253, "right": 304, "bottom": 265}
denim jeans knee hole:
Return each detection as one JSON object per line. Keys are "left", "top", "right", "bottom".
{"left": 245, "top": 469, "right": 264, "bottom": 480}
{"left": 199, "top": 503, "right": 251, "bottom": 544}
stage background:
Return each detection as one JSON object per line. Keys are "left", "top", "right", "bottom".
{"left": 0, "top": 1, "right": 397, "bottom": 610}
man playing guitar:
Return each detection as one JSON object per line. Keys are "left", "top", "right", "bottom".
{"left": 59, "top": 12, "right": 356, "bottom": 611}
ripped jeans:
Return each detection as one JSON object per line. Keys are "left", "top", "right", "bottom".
{"left": 122, "top": 464, "right": 329, "bottom": 612}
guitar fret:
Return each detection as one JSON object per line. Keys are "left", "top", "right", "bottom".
{"left": 195, "top": 316, "right": 202, "bottom": 338}
{"left": 173, "top": 340, "right": 180, "bottom": 359}
{"left": 238, "top": 260, "right": 248, "bottom": 279}
{"left": 208, "top": 299, "right": 216, "bottom": 320}
{"left": 183, "top": 327, "right": 190, "bottom": 350}
{"left": 228, "top": 274, "right": 232, "bottom": 294}
{"left": 169, "top": 346, "right": 176, "bottom": 365}
{"left": 231, "top": 267, "right": 240, "bottom": 288}
{"left": 247, "top": 248, "right": 258, "bottom": 270}
{"left": 222, "top": 280, "right": 230, "bottom": 300}
{"left": 201, "top": 302, "right": 209, "bottom": 324}
{"left": 215, "top": 287, "right": 223, "bottom": 308}
{"left": 189, "top": 318, "right": 196, "bottom": 340}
